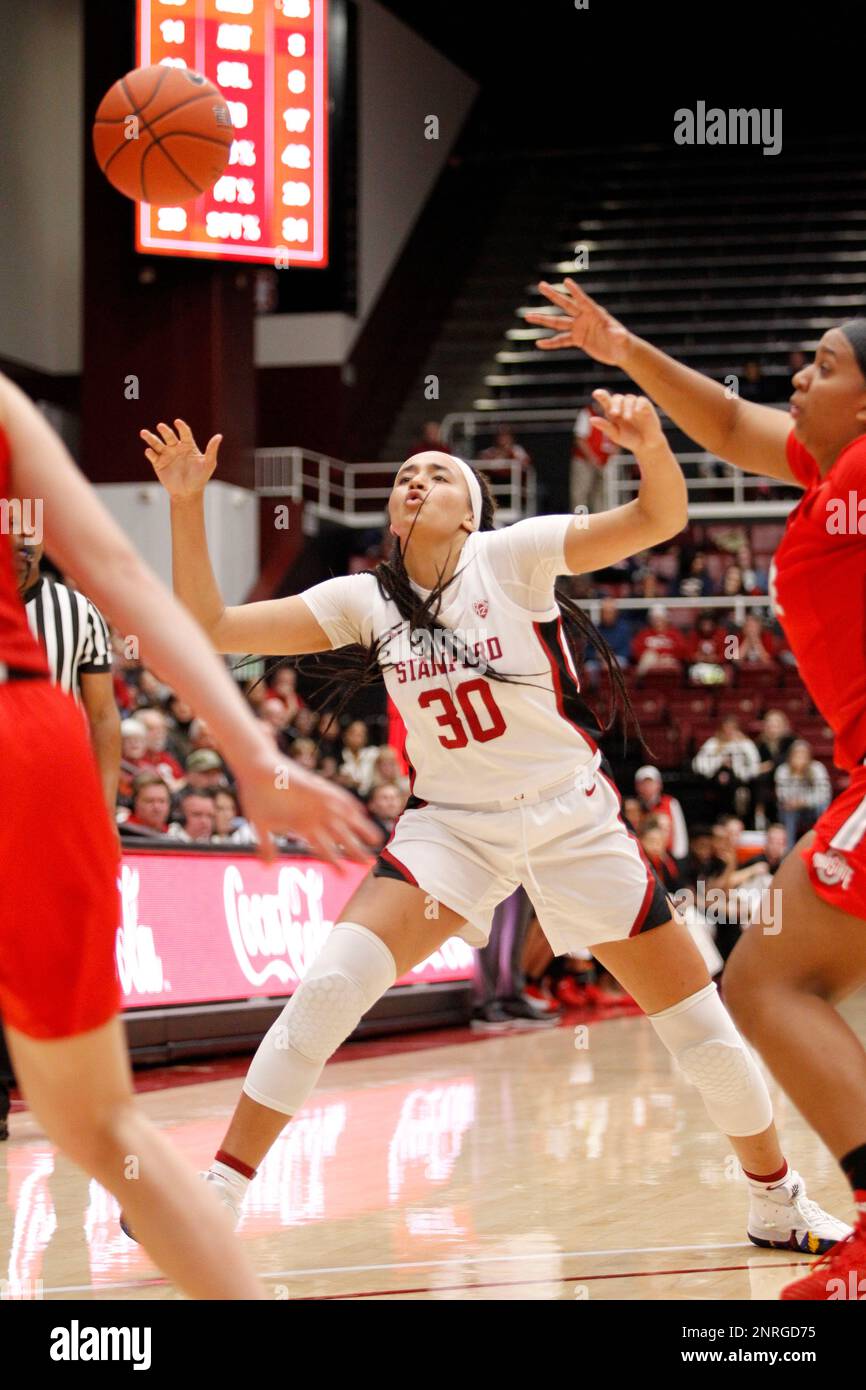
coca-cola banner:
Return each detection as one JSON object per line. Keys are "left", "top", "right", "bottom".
{"left": 116, "top": 851, "right": 475, "bottom": 1008}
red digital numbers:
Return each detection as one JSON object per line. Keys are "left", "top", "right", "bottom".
{"left": 418, "top": 679, "right": 507, "bottom": 749}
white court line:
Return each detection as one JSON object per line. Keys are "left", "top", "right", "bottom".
{"left": 37, "top": 1240, "right": 761, "bottom": 1296}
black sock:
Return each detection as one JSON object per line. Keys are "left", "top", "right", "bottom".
{"left": 840, "top": 1142, "right": 866, "bottom": 1216}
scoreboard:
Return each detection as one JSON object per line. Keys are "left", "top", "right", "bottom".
{"left": 136, "top": 0, "right": 329, "bottom": 267}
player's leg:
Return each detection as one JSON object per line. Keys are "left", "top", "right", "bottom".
{"left": 6, "top": 1017, "right": 263, "bottom": 1299}
{"left": 723, "top": 831, "right": 866, "bottom": 1159}
{"left": 215, "top": 873, "right": 468, "bottom": 1181}
{"left": 535, "top": 770, "right": 848, "bottom": 1251}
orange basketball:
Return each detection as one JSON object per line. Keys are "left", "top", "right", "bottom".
{"left": 92, "top": 65, "right": 234, "bottom": 205}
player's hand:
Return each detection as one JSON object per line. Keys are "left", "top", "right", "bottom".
{"left": 141, "top": 419, "right": 221, "bottom": 500}
{"left": 235, "top": 753, "right": 384, "bottom": 868}
{"left": 590, "top": 390, "right": 666, "bottom": 456}
{"left": 524, "top": 278, "right": 633, "bottom": 365}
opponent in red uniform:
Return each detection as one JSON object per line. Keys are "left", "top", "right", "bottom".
{"left": 0, "top": 375, "right": 377, "bottom": 1298}
{"left": 528, "top": 283, "right": 866, "bottom": 1300}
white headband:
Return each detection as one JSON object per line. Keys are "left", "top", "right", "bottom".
{"left": 450, "top": 455, "right": 482, "bottom": 530}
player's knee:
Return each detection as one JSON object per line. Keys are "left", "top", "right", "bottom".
{"left": 244, "top": 923, "right": 397, "bottom": 1117}
{"left": 650, "top": 983, "right": 773, "bottom": 1136}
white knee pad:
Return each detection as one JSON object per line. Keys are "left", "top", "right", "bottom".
{"left": 649, "top": 983, "right": 773, "bottom": 1137}
{"left": 243, "top": 923, "right": 397, "bottom": 1117}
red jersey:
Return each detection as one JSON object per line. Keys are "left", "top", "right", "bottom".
{"left": 0, "top": 427, "right": 48, "bottom": 674}
{"left": 771, "top": 431, "right": 866, "bottom": 770}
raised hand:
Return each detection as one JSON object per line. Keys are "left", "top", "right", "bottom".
{"left": 590, "top": 390, "right": 667, "bottom": 456}
{"left": 141, "top": 419, "right": 221, "bottom": 500}
{"left": 524, "top": 278, "right": 632, "bottom": 366}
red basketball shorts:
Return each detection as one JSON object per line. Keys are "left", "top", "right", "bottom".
{"left": 800, "top": 764, "right": 866, "bottom": 921}
{"left": 0, "top": 680, "right": 120, "bottom": 1039}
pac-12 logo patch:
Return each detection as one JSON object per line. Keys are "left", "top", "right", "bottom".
{"left": 473, "top": 599, "right": 489, "bottom": 618}
{"left": 813, "top": 850, "right": 854, "bottom": 890}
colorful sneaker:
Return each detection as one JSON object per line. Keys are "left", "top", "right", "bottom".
{"left": 554, "top": 976, "right": 588, "bottom": 1008}
{"left": 521, "top": 985, "right": 562, "bottom": 1016}
{"left": 747, "top": 1169, "right": 852, "bottom": 1255}
{"left": 781, "top": 1223, "right": 866, "bottom": 1300}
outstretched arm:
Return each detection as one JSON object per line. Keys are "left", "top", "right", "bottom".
{"left": 142, "top": 421, "right": 332, "bottom": 656}
{"left": 526, "top": 279, "right": 800, "bottom": 487}
{"left": 1, "top": 379, "right": 378, "bottom": 863}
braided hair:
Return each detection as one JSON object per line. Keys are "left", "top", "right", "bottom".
{"left": 244, "top": 463, "right": 644, "bottom": 753}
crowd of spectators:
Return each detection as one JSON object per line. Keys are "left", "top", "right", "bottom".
{"left": 112, "top": 637, "right": 405, "bottom": 851}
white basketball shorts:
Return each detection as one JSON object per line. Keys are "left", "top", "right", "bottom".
{"left": 373, "top": 762, "right": 676, "bottom": 952}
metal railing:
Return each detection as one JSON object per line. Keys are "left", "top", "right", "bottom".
{"left": 253, "top": 449, "right": 537, "bottom": 527}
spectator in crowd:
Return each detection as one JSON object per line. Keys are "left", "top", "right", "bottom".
{"left": 166, "top": 692, "right": 196, "bottom": 761}
{"left": 730, "top": 612, "right": 779, "bottom": 668}
{"left": 680, "top": 823, "right": 718, "bottom": 885}
{"left": 318, "top": 754, "right": 340, "bottom": 782}
{"left": 366, "top": 782, "right": 404, "bottom": 838}
{"left": 630, "top": 605, "right": 689, "bottom": 675}
{"left": 570, "top": 400, "right": 618, "bottom": 515}
{"left": 753, "top": 709, "right": 796, "bottom": 825}
{"left": 288, "top": 737, "right": 318, "bottom": 772}
{"left": 686, "top": 609, "right": 729, "bottom": 669}
{"left": 260, "top": 697, "right": 292, "bottom": 742}
{"left": 706, "top": 815, "right": 772, "bottom": 964}
{"left": 138, "top": 669, "right": 172, "bottom": 706}
{"left": 736, "top": 542, "right": 768, "bottom": 595}
{"left": 788, "top": 349, "right": 807, "bottom": 377}
{"left": 678, "top": 551, "right": 715, "bottom": 599}
{"left": 622, "top": 795, "right": 643, "bottom": 833}
{"left": 479, "top": 426, "right": 530, "bottom": 470}
{"left": 137, "top": 707, "right": 184, "bottom": 787}
{"left": 740, "top": 822, "right": 790, "bottom": 879}
{"left": 408, "top": 420, "right": 443, "bottom": 455}
{"left": 584, "top": 598, "right": 634, "bottom": 670}
{"left": 340, "top": 719, "right": 380, "bottom": 796}
{"left": 119, "top": 773, "right": 172, "bottom": 837}
{"left": 633, "top": 765, "right": 689, "bottom": 857}
{"left": 286, "top": 706, "right": 319, "bottom": 740}
{"left": 168, "top": 788, "right": 217, "bottom": 844}
{"left": 187, "top": 716, "right": 220, "bottom": 753}
{"left": 371, "top": 745, "right": 410, "bottom": 796}
{"left": 180, "top": 749, "right": 228, "bottom": 796}
{"left": 118, "top": 717, "right": 153, "bottom": 801}
{"left": 693, "top": 715, "right": 761, "bottom": 818}
{"left": 212, "top": 788, "right": 257, "bottom": 846}
{"left": 317, "top": 711, "right": 344, "bottom": 761}
{"left": 738, "top": 359, "right": 773, "bottom": 405}
{"left": 721, "top": 563, "right": 748, "bottom": 597}
{"left": 266, "top": 665, "right": 303, "bottom": 722}
{"left": 774, "top": 740, "right": 833, "bottom": 845}
{"left": 639, "top": 817, "right": 683, "bottom": 894}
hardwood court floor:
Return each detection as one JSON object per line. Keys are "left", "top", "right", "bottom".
{"left": 2, "top": 996, "right": 862, "bottom": 1301}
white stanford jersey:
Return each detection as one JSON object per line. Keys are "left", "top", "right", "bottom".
{"left": 301, "top": 516, "right": 602, "bottom": 807}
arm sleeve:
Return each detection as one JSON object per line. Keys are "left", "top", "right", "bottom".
{"left": 481, "top": 515, "right": 575, "bottom": 611}
{"left": 79, "top": 600, "right": 113, "bottom": 674}
{"left": 297, "top": 574, "right": 377, "bottom": 649}
{"left": 785, "top": 431, "right": 821, "bottom": 488}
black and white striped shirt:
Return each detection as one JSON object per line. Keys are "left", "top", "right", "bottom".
{"left": 23, "top": 574, "right": 112, "bottom": 699}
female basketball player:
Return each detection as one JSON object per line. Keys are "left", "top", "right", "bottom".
{"left": 527, "top": 280, "right": 866, "bottom": 1298}
{"left": 0, "top": 372, "right": 379, "bottom": 1299}
{"left": 137, "top": 400, "right": 846, "bottom": 1262}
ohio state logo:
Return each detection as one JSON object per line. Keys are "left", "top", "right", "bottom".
{"left": 813, "top": 850, "right": 854, "bottom": 890}
{"left": 473, "top": 599, "right": 489, "bottom": 618}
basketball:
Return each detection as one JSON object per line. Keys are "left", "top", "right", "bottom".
{"left": 92, "top": 65, "right": 234, "bottom": 205}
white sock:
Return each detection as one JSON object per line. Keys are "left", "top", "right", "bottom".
{"left": 209, "top": 1158, "right": 253, "bottom": 1199}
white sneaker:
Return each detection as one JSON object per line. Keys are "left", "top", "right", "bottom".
{"left": 747, "top": 1169, "right": 852, "bottom": 1255}
{"left": 119, "top": 1170, "right": 242, "bottom": 1244}
{"left": 200, "top": 1170, "right": 243, "bottom": 1228}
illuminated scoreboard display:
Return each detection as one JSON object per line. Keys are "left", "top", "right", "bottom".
{"left": 136, "top": 0, "right": 329, "bottom": 267}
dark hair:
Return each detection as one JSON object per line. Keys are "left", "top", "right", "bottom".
{"left": 132, "top": 772, "right": 170, "bottom": 801}
{"left": 243, "top": 465, "right": 643, "bottom": 751}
